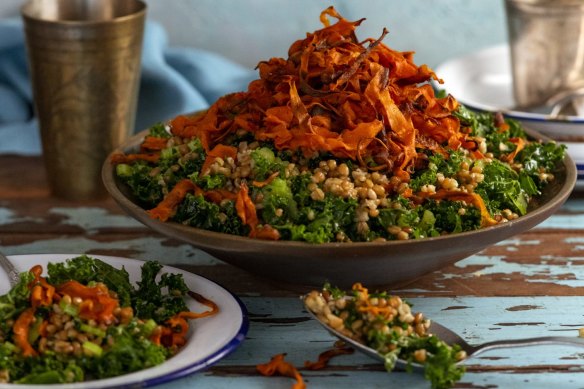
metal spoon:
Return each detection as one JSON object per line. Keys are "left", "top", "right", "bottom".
{"left": 0, "top": 251, "right": 20, "bottom": 287}
{"left": 512, "top": 87, "right": 584, "bottom": 118}
{"left": 304, "top": 298, "right": 584, "bottom": 370}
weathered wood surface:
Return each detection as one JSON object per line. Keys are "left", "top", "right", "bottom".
{"left": 1, "top": 155, "right": 584, "bottom": 388}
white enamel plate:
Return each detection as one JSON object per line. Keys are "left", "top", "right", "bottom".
{"left": 0, "top": 254, "right": 249, "bottom": 389}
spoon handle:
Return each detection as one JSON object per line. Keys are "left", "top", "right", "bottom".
{"left": 0, "top": 252, "right": 20, "bottom": 287}
{"left": 471, "top": 336, "right": 584, "bottom": 357}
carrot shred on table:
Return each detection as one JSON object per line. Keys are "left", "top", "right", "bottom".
{"left": 257, "top": 353, "right": 306, "bottom": 389}
{"left": 304, "top": 344, "right": 355, "bottom": 370}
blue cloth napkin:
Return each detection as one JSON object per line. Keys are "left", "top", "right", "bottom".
{"left": 0, "top": 19, "right": 257, "bottom": 155}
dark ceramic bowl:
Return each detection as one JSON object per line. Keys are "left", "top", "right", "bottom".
{"left": 102, "top": 129, "right": 577, "bottom": 287}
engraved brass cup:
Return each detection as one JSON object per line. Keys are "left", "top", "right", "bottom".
{"left": 22, "top": 0, "right": 146, "bottom": 200}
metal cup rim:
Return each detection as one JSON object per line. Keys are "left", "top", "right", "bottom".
{"left": 21, "top": 0, "right": 147, "bottom": 26}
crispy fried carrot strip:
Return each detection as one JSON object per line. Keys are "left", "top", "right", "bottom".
{"left": 352, "top": 282, "right": 396, "bottom": 317}
{"left": 257, "top": 353, "right": 306, "bottom": 389}
{"left": 183, "top": 290, "right": 220, "bottom": 319}
{"left": 148, "top": 179, "right": 199, "bottom": 222}
{"left": 57, "top": 281, "right": 119, "bottom": 324}
{"left": 252, "top": 171, "right": 280, "bottom": 188}
{"left": 141, "top": 136, "right": 168, "bottom": 151}
{"left": 162, "top": 316, "right": 190, "bottom": 348}
{"left": 252, "top": 225, "right": 281, "bottom": 240}
{"left": 420, "top": 189, "right": 498, "bottom": 227}
{"left": 235, "top": 182, "right": 259, "bottom": 236}
{"left": 29, "top": 265, "right": 55, "bottom": 308}
{"left": 13, "top": 307, "right": 37, "bottom": 357}
{"left": 204, "top": 189, "right": 238, "bottom": 204}
{"left": 156, "top": 291, "right": 220, "bottom": 348}
{"left": 502, "top": 137, "right": 525, "bottom": 163}
{"left": 304, "top": 344, "right": 355, "bottom": 370}
{"left": 200, "top": 144, "right": 238, "bottom": 175}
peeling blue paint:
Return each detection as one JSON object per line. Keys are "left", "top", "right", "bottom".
{"left": 0, "top": 207, "right": 42, "bottom": 225}
{"left": 0, "top": 236, "right": 222, "bottom": 266}
{"left": 536, "top": 214, "right": 584, "bottom": 229}
{"left": 49, "top": 207, "right": 143, "bottom": 232}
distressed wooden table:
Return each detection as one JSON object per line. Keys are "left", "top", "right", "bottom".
{"left": 2, "top": 154, "right": 584, "bottom": 388}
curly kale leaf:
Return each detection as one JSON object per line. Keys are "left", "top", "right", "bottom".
{"left": 250, "top": 146, "right": 289, "bottom": 181}
{"left": 147, "top": 122, "right": 171, "bottom": 138}
{"left": 47, "top": 255, "right": 133, "bottom": 307}
{"left": 116, "top": 162, "right": 164, "bottom": 208}
{"left": 475, "top": 159, "right": 530, "bottom": 216}
{"left": 260, "top": 177, "right": 298, "bottom": 225}
{"left": 410, "top": 151, "right": 466, "bottom": 192}
{"left": 9, "top": 354, "right": 84, "bottom": 384}
{"left": 517, "top": 141, "right": 566, "bottom": 190}
{"left": 273, "top": 193, "right": 358, "bottom": 243}
{"left": 0, "top": 270, "right": 34, "bottom": 333}
{"left": 131, "top": 261, "right": 190, "bottom": 323}
{"left": 85, "top": 325, "right": 168, "bottom": 379}
{"left": 174, "top": 193, "right": 246, "bottom": 235}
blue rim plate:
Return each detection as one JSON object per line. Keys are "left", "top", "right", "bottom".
{"left": 0, "top": 254, "right": 249, "bottom": 389}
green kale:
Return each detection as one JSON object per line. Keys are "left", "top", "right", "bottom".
{"left": 409, "top": 151, "right": 466, "bottom": 192}
{"left": 260, "top": 177, "right": 298, "bottom": 225}
{"left": 158, "top": 138, "right": 205, "bottom": 178}
{"left": 85, "top": 325, "right": 168, "bottom": 379}
{"left": 422, "top": 199, "right": 481, "bottom": 234}
{"left": 192, "top": 172, "right": 227, "bottom": 190}
{"left": 116, "top": 162, "right": 164, "bottom": 208}
{"left": 46, "top": 255, "right": 133, "bottom": 307}
{"left": 290, "top": 173, "right": 314, "bottom": 208}
{"left": 0, "top": 270, "right": 34, "bottom": 333}
{"left": 132, "top": 261, "right": 190, "bottom": 323}
{"left": 454, "top": 106, "right": 526, "bottom": 159}
{"left": 147, "top": 122, "right": 171, "bottom": 138}
{"left": 250, "top": 147, "right": 287, "bottom": 181}
{"left": 476, "top": 159, "right": 529, "bottom": 216}
{"left": 6, "top": 353, "right": 84, "bottom": 384}
{"left": 402, "top": 335, "right": 465, "bottom": 389}
{"left": 376, "top": 198, "right": 420, "bottom": 233}
{"left": 173, "top": 193, "right": 245, "bottom": 235}
{"left": 273, "top": 194, "right": 358, "bottom": 243}
{"left": 517, "top": 141, "right": 566, "bottom": 190}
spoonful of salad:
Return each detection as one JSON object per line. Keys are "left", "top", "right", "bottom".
{"left": 303, "top": 283, "right": 584, "bottom": 389}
